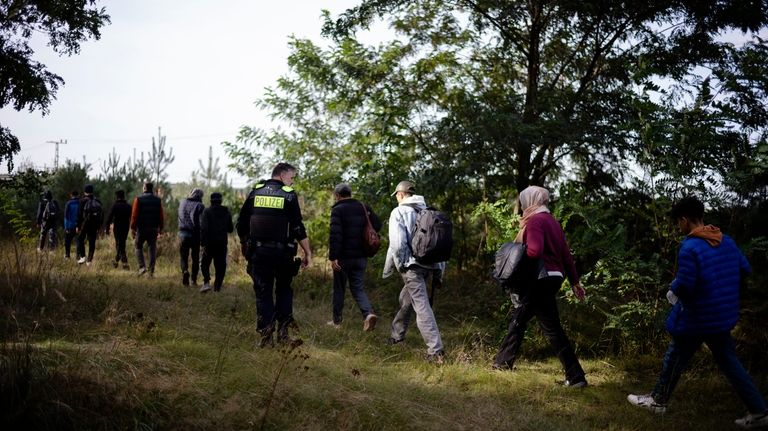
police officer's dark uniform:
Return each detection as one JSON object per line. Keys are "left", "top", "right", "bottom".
{"left": 237, "top": 178, "right": 306, "bottom": 347}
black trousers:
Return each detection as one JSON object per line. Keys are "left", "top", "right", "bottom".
{"left": 201, "top": 242, "right": 228, "bottom": 289}
{"left": 179, "top": 235, "right": 200, "bottom": 282}
{"left": 494, "top": 276, "right": 586, "bottom": 382}
{"left": 38, "top": 221, "right": 57, "bottom": 250}
{"left": 114, "top": 229, "right": 129, "bottom": 264}
{"left": 64, "top": 229, "right": 77, "bottom": 258}
{"left": 77, "top": 226, "right": 98, "bottom": 262}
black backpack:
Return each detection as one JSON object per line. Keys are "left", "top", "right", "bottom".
{"left": 83, "top": 198, "right": 103, "bottom": 224}
{"left": 411, "top": 207, "right": 453, "bottom": 264}
{"left": 43, "top": 200, "right": 59, "bottom": 221}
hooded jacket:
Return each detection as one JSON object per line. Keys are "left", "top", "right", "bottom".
{"left": 666, "top": 234, "right": 751, "bottom": 335}
{"left": 382, "top": 195, "right": 445, "bottom": 278}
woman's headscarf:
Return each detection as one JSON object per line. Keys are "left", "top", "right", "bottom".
{"left": 514, "top": 186, "right": 550, "bottom": 242}
{"left": 188, "top": 188, "right": 204, "bottom": 201}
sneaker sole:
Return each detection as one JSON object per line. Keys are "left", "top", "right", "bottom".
{"left": 363, "top": 315, "right": 378, "bottom": 332}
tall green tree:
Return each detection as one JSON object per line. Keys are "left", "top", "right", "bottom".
{"left": 0, "top": 0, "right": 110, "bottom": 171}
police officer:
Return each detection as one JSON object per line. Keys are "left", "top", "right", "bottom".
{"left": 237, "top": 162, "right": 312, "bottom": 347}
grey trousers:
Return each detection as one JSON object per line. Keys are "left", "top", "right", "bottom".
{"left": 390, "top": 265, "right": 444, "bottom": 355}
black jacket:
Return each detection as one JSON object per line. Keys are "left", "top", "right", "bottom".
{"left": 329, "top": 198, "right": 382, "bottom": 260}
{"left": 201, "top": 204, "right": 234, "bottom": 246}
{"left": 106, "top": 199, "right": 132, "bottom": 234}
{"left": 237, "top": 179, "right": 306, "bottom": 244}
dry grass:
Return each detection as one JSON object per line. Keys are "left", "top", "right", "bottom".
{"left": 1, "top": 236, "right": 765, "bottom": 430}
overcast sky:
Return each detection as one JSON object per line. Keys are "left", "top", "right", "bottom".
{"left": 1, "top": 0, "right": 363, "bottom": 187}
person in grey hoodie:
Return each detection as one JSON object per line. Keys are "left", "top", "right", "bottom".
{"left": 178, "top": 188, "right": 205, "bottom": 286}
{"left": 383, "top": 180, "right": 445, "bottom": 364}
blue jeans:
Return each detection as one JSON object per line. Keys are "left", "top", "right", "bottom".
{"left": 332, "top": 257, "right": 373, "bottom": 323}
{"left": 653, "top": 332, "right": 767, "bottom": 413}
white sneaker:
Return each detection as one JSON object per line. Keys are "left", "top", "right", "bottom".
{"left": 735, "top": 411, "right": 768, "bottom": 429}
{"left": 199, "top": 283, "right": 212, "bottom": 293}
{"left": 77, "top": 257, "right": 87, "bottom": 265}
{"left": 86, "top": 261, "right": 92, "bottom": 266}
{"left": 627, "top": 393, "right": 667, "bottom": 414}
{"left": 326, "top": 320, "right": 341, "bottom": 329}
{"left": 363, "top": 314, "right": 378, "bottom": 332}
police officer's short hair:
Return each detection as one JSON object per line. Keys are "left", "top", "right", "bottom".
{"left": 272, "top": 162, "right": 296, "bottom": 178}
{"left": 333, "top": 183, "right": 352, "bottom": 198}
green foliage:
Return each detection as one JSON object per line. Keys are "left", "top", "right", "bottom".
{"left": 0, "top": 0, "right": 110, "bottom": 171}
{"left": 0, "top": 168, "right": 50, "bottom": 241}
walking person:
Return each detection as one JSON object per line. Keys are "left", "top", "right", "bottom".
{"left": 105, "top": 189, "right": 132, "bottom": 269}
{"left": 199, "top": 192, "right": 233, "bottom": 293}
{"left": 63, "top": 191, "right": 79, "bottom": 259}
{"left": 383, "top": 181, "right": 446, "bottom": 363}
{"left": 77, "top": 184, "right": 103, "bottom": 266}
{"left": 327, "top": 183, "right": 382, "bottom": 331}
{"left": 237, "top": 162, "right": 312, "bottom": 347}
{"left": 627, "top": 196, "right": 768, "bottom": 428}
{"left": 491, "top": 186, "right": 588, "bottom": 388}
{"left": 130, "top": 182, "right": 164, "bottom": 277}
{"left": 36, "top": 190, "right": 59, "bottom": 252}
{"left": 178, "top": 188, "right": 205, "bottom": 286}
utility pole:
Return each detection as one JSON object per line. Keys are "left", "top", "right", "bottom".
{"left": 46, "top": 139, "right": 67, "bottom": 170}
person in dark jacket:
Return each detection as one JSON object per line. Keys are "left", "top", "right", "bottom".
{"left": 177, "top": 188, "right": 205, "bottom": 286}
{"left": 628, "top": 196, "right": 767, "bottom": 428}
{"left": 199, "top": 192, "right": 233, "bottom": 293}
{"left": 105, "top": 189, "right": 132, "bottom": 269}
{"left": 77, "top": 184, "right": 103, "bottom": 265}
{"left": 63, "top": 191, "right": 80, "bottom": 259}
{"left": 492, "top": 186, "right": 587, "bottom": 387}
{"left": 327, "top": 183, "right": 382, "bottom": 331}
{"left": 130, "top": 182, "right": 164, "bottom": 276}
{"left": 36, "top": 190, "right": 59, "bottom": 252}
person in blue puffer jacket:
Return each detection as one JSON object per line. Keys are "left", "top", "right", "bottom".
{"left": 628, "top": 196, "right": 768, "bottom": 429}
{"left": 63, "top": 190, "right": 80, "bottom": 259}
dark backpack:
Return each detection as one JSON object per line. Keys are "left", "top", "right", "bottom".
{"left": 411, "top": 207, "right": 453, "bottom": 264}
{"left": 43, "top": 200, "right": 59, "bottom": 221}
{"left": 493, "top": 241, "right": 548, "bottom": 291}
{"left": 83, "top": 198, "right": 103, "bottom": 224}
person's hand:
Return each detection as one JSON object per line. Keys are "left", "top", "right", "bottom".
{"left": 572, "top": 282, "right": 586, "bottom": 301}
{"left": 302, "top": 253, "right": 312, "bottom": 269}
{"left": 330, "top": 259, "right": 341, "bottom": 272}
{"left": 666, "top": 290, "right": 679, "bottom": 305}
{"left": 240, "top": 242, "right": 248, "bottom": 258}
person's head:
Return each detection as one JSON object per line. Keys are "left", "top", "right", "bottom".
{"left": 43, "top": 190, "right": 53, "bottom": 200}
{"left": 115, "top": 189, "right": 125, "bottom": 200}
{"left": 84, "top": 184, "right": 94, "bottom": 195}
{"left": 517, "top": 186, "right": 550, "bottom": 213}
{"left": 333, "top": 183, "right": 352, "bottom": 201}
{"left": 670, "top": 196, "right": 705, "bottom": 234}
{"left": 143, "top": 182, "right": 154, "bottom": 193}
{"left": 188, "top": 188, "right": 204, "bottom": 201}
{"left": 271, "top": 162, "right": 297, "bottom": 186}
{"left": 70, "top": 190, "right": 79, "bottom": 199}
{"left": 391, "top": 180, "right": 415, "bottom": 204}
{"left": 210, "top": 192, "right": 223, "bottom": 206}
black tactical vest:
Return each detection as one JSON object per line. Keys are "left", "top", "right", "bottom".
{"left": 248, "top": 182, "right": 294, "bottom": 243}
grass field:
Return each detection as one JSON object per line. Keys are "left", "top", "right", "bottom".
{"left": 1, "top": 236, "right": 766, "bottom": 430}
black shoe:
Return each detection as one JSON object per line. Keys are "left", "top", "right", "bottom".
{"left": 182, "top": 271, "right": 190, "bottom": 286}
{"left": 561, "top": 378, "right": 588, "bottom": 388}
{"left": 426, "top": 350, "right": 445, "bottom": 365}
{"left": 386, "top": 337, "right": 404, "bottom": 346}
{"left": 112, "top": 261, "right": 119, "bottom": 268}
{"left": 491, "top": 362, "right": 513, "bottom": 371}
{"left": 258, "top": 325, "right": 275, "bottom": 348}
{"left": 277, "top": 320, "right": 296, "bottom": 344}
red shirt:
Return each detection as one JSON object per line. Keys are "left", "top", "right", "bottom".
{"left": 522, "top": 212, "right": 579, "bottom": 284}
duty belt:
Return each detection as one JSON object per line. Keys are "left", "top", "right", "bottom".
{"left": 253, "top": 240, "right": 294, "bottom": 250}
